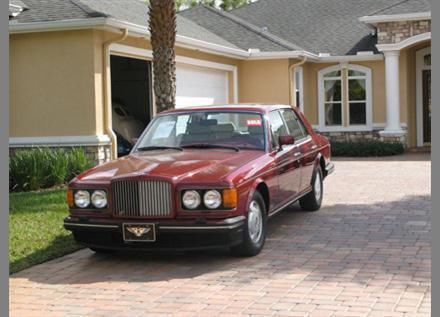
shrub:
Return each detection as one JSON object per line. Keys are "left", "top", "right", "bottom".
{"left": 67, "top": 148, "right": 93, "bottom": 180}
{"left": 9, "top": 148, "right": 48, "bottom": 191}
{"left": 46, "top": 150, "right": 69, "bottom": 188}
{"left": 331, "top": 140, "right": 405, "bottom": 157}
{"left": 9, "top": 148, "right": 93, "bottom": 192}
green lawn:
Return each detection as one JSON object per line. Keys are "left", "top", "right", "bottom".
{"left": 9, "top": 190, "right": 82, "bottom": 274}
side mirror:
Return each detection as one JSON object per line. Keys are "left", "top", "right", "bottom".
{"left": 279, "top": 135, "right": 295, "bottom": 147}
{"left": 131, "top": 138, "right": 138, "bottom": 145}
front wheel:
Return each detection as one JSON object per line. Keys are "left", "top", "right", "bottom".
{"left": 231, "top": 191, "right": 267, "bottom": 256}
{"left": 299, "top": 166, "right": 323, "bottom": 211}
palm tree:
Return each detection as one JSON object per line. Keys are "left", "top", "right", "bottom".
{"left": 148, "top": 0, "right": 177, "bottom": 113}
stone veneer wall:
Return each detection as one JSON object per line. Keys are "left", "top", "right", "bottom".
{"left": 9, "top": 145, "right": 112, "bottom": 166}
{"left": 377, "top": 20, "right": 431, "bottom": 44}
{"left": 318, "top": 130, "right": 407, "bottom": 146}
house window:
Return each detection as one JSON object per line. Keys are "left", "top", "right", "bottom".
{"left": 348, "top": 69, "right": 367, "bottom": 125}
{"left": 323, "top": 70, "right": 342, "bottom": 126}
{"left": 294, "top": 67, "right": 304, "bottom": 111}
{"left": 318, "top": 64, "right": 372, "bottom": 130}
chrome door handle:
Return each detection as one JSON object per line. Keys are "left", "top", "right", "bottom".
{"left": 294, "top": 152, "right": 301, "bottom": 157}
{"left": 311, "top": 145, "right": 318, "bottom": 150}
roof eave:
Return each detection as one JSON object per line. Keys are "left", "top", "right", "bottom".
{"left": 8, "top": 17, "right": 383, "bottom": 62}
{"left": 359, "top": 11, "right": 431, "bottom": 25}
{"left": 9, "top": 17, "right": 250, "bottom": 59}
{"left": 247, "top": 50, "right": 319, "bottom": 61}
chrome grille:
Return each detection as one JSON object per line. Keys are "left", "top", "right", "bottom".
{"left": 112, "top": 180, "right": 172, "bottom": 217}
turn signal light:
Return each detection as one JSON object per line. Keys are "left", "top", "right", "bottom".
{"left": 223, "top": 188, "right": 237, "bottom": 209}
{"left": 66, "top": 189, "right": 74, "bottom": 208}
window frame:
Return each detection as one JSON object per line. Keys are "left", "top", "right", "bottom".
{"left": 317, "top": 64, "right": 373, "bottom": 132}
{"left": 294, "top": 66, "right": 304, "bottom": 112}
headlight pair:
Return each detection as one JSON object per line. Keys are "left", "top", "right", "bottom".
{"left": 74, "top": 190, "right": 107, "bottom": 209}
{"left": 182, "top": 189, "right": 237, "bottom": 210}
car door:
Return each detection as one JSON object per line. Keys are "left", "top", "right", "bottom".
{"left": 279, "top": 108, "right": 317, "bottom": 193}
{"left": 268, "top": 110, "right": 302, "bottom": 207}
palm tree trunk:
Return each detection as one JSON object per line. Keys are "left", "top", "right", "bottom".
{"left": 148, "top": 0, "right": 177, "bottom": 113}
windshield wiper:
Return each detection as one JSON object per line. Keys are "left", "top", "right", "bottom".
{"left": 182, "top": 143, "right": 240, "bottom": 152}
{"left": 136, "top": 146, "right": 183, "bottom": 152}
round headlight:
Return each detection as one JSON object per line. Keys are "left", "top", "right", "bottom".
{"left": 182, "top": 190, "right": 201, "bottom": 210}
{"left": 91, "top": 190, "right": 107, "bottom": 209}
{"left": 203, "top": 190, "right": 222, "bottom": 209}
{"left": 74, "top": 190, "right": 90, "bottom": 208}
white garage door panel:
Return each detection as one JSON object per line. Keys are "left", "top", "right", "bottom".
{"left": 176, "top": 65, "right": 228, "bottom": 108}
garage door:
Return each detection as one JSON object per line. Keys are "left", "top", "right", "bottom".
{"left": 176, "top": 64, "right": 229, "bottom": 108}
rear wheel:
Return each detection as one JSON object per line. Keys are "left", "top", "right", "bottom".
{"left": 231, "top": 191, "right": 267, "bottom": 256}
{"left": 299, "top": 166, "right": 323, "bottom": 211}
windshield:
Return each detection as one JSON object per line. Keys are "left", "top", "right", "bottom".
{"left": 135, "top": 111, "right": 266, "bottom": 151}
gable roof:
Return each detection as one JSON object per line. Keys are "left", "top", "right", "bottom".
{"left": 367, "top": 0, "right": 431, "bottom": 16}
{"left": 227, "top": 0, "right": 430, "bottom": 56}
{"left": 9, "top": 0, "right": 430, "bottom": 58}
{"left": 179, "top": 5, "right": 303, "bottom": 52}
{"left": 9, "top": 0, "right": 241, "bottom": 51}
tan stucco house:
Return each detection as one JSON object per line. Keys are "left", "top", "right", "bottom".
{"left": 9, "top": 0, "right": 431, "bottom": 162}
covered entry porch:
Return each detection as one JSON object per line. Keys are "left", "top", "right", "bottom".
{"left": 377, "top": 32, "right": 431, "bottom": 149}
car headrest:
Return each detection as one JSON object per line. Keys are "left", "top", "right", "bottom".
{"left": 213, "top": 123, "right": 235, "bottom": 133}
{"left": 248, "top": 125, "right": 264, "bottom": 135}
{"left": 199, "top": 119, "right": 218, "bottom": 126}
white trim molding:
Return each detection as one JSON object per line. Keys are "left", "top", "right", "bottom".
{"left": 314, "top": 54, "right": 383, "bottom": 63}
{"left": 359, "top": 12, "right": 431, "bottom": 24}
{"left": 9, "top": 135, "right": 111, "bottom": 147}
{"left": 376, "top": 32, "right": 431, "bottom": 52}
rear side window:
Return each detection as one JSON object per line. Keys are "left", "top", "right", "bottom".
{"left": 280, "top": 109, "right": 308, "bottom": 141}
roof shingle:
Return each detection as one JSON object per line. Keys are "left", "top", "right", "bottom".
{"left": 9, "top": 0, "right": 241, "bottom": 50}
{"left": 368, "top": 0, "right": 431, "bottom": 16}
{"left": 229, "top": 0, "right": 430, "bottom": 55}
{"left": 179, "top": 5, "right": 296, "bottom": 52}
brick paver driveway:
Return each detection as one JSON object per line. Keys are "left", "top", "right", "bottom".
{"left": 10, "top": 153, "right": 431, "bottom": 317}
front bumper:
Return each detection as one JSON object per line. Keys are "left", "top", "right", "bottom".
{"left": 325, "top": 162, "right": 335, "bottom": 176}
{"left": 64, "top": 216, "right": 245, "bottom": 251}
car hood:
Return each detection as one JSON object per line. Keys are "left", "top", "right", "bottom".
{"left": 77, "top": 149, "right": 264, "bottom": 184}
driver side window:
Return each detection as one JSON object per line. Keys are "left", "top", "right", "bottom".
{"left": 268, "top": 111, "right": 289, "bottom": 149}
{"left": 280, "top": 109, "right": 308, "bottom": 141}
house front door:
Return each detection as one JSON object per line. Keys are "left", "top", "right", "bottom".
{"left": 416, "top": 46, "right": 431, "bottom": 146}
{"left": 423, "top": 69, "right": 431, "bottom": 143}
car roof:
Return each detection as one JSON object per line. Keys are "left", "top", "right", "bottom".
{"left": 159, "top": 104, "right": 293, "bottom": 115}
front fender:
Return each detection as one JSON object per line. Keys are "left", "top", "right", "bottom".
{"left": 244, "top": 177, "right": 267, "bottom": 215}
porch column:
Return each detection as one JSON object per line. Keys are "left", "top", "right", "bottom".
{"left": 380, "top": 50, "right": 405, "bottom": 135}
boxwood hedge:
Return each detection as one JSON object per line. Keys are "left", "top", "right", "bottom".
{"left": 331, "top": 140, "right": 405, "bottom": 157}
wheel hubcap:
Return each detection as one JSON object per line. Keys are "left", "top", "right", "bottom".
{"left": 314, "top": 172, "right": 322, "bottom": 201}
{"left": 248, "top": 200, "right": 263, "bottom": 244}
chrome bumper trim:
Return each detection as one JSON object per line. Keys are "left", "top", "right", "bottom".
{"left": 159, "top": 222, "right": 244, "bottom": 231}
{"left": 223, "top": 215, "right": 246, "bottom": 224}
{"left": 325, "top": 162, "right": 335, "bottom": 175}
{"left": 65, "top": 223, "right": 119, "bottom": 229}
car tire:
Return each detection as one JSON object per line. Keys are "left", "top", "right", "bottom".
{"left": 89, "top": 247, "right": 115, "bottom": 254}
{"left": 299, "top": 165, "right": 323, "bottom": 212}
{"left": 231, "top": 191, "right": 267, "bottom": 257}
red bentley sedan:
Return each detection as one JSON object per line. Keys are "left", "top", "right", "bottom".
{"left": 64, "top": 105, "right": 334, "bottom": 256}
